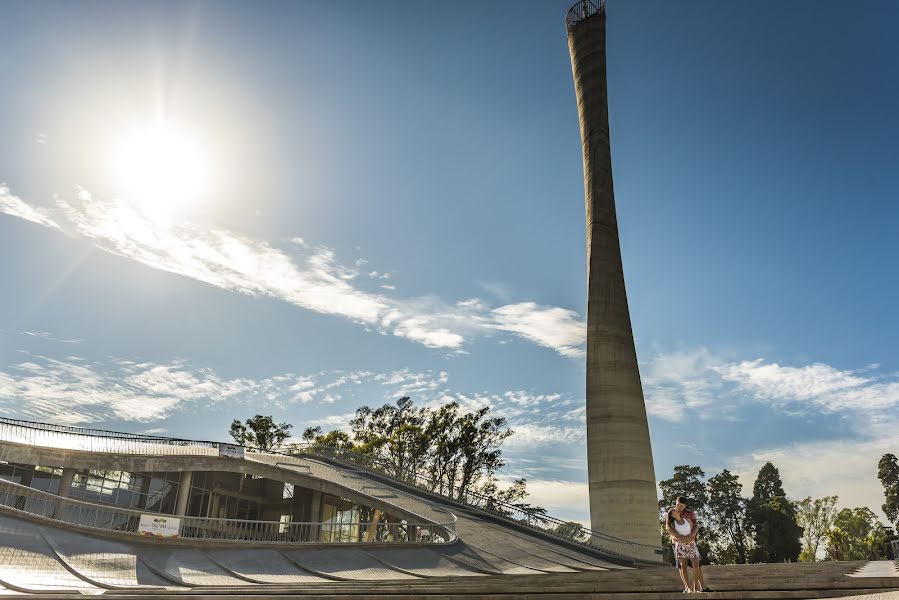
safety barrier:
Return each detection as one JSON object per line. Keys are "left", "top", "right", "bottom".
{"left": 0, "top": 478, "right": 454, "bottom": 544}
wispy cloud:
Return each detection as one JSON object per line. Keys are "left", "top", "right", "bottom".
{"left": 716, "top": 359, "right": 899, "bottom": 413}
{"left": 0, "top": 184, "right": 60, "bottom": 229}
{"left": 642, "top": 348, "right": 899, "bottom": 423}
{"left": 20, "top": 331, "right": 83, "bottom": 344}
{"left": 503, "top": 422, "right": 585, "bottom": 449}
{"left": 1, "top": 185, "right": 586, "bottom": 358}
{"left": 490, "top": 303, "right": 586, "bottom": 358}
{"left": 642, "top": 347, "right": 727, "bottom": 422}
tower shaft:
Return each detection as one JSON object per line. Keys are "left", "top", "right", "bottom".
{"left": 566, "top": 0, "right": 659, "bottom": 547}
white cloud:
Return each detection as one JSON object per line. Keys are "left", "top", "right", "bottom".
{"left": 0, "top": 354, "right": 344, "bottom": 423}
{"left": 503, "top": 423, "right": 585, "bottom": 449}
{"left": 716, "top": 359, "right": 899, "bottom": 413}
{"left": 0, "top": 184, "right": 59, "bottom": 229}
{"left": 642, "top": 347, "right": 725, "bottom": 422}
{"left": 1, "top": 184, "right": 593, "bottom": 359}
{"left": 20, "top": 331, "right": 82, "bottom": 344}
{"left": 490, "top": 302, "right": 586, "bottom": 358}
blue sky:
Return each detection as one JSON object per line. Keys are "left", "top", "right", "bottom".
{"left": 1, "top": 0, "right": 897, "bottom": 527}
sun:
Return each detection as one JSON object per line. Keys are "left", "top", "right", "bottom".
{"left": 110, "top": 124, "right": 210, "bottom": 220}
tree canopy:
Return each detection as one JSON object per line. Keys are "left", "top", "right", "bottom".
{"left": 877, "top": 453, "right": 899, "bottom": 528}
{"left": 229, "top": 414, "right": 292, "bottom": 451}
{"left": 747, "top": 462, "right": 802, "bottom": 563}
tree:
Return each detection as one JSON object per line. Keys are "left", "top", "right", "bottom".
{"left": 658, "top": 465, "right": 708, "bottom": 513}
{"left": 552, "top": 521, "right": 587, "bottom": 541}
{"left": 658, "top": 465, "right": 714, "bottom": 563}
{"left": 350, "top": 397, "right": 430, "bottom": 482}
{"left": 796, "top": 496, "right": 838, "bottom": 562}
{"left": 707, "top": 469, "right": 750, "bottom": 564}
{"left": 318, "top": 397, "right": 515, "bottom": 504}
{"left": 877, "top": 454, "right": 899, "bottom": 529}
{"left": 747, "top": 462, "right": 802, "bottom": 563}
{"left": 229, "top": 415, "right": 292, "bottom": 451}
{"left": 454, "top": 407, "right": 513, "bottom": 501}
{"left": 824, "top": 507, "right": 889, "bottom": 561}
{"left": 301, "top": 426, "right": 356, "bottom": 451}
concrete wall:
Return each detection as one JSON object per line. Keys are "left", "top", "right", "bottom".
{"left": 567, "top": 6, "right": 660, "bottom": 547}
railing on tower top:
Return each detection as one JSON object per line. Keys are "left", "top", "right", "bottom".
{"left": 566, "top": 0, "right": 605, "bottom": 31}
{"left": 0, "top": 416, "right": 664, "bottom": 562}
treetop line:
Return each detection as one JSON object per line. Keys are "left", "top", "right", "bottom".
{"left": 230, "top": 400, "right": 899, "bottom": 565}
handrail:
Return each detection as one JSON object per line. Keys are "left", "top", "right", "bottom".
{"left": 0, "top": 478, "right": 454, "bottom": 544}
{"left": 566, "top": 0, "right": 605, "bottom": 31}
{"left": 289, "top": 444, "right": 662, "bottom": 563}
{"left": 0, "top": 416, "right": 663, "bottom": 562}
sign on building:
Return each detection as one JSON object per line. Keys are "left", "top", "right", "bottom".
{"left": 218, "top": 443, "right": 245, "bottom": 459}
{"left": 138, "top": 515, "right": 181, "bottom": 538}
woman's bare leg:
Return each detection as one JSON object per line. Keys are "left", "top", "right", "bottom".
{"left": 677, "top": 558, "right": 691, "bottom": 592}
{"left": 689, "top": 556, "right": 705, "bottom": 591}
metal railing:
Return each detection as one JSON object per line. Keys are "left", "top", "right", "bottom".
{"left": 0, "top": 417, "right": 219, "bottom": 456}
{"left": 0, "top": 478, "right": 454, "bottom": 544}
{"left": 566, "top": 0, "right": 605, "bottom": 31}
{"left": 891, "top": 539, "right": 899, "bottom": 560}
{"left": 0, "top": 417, "right": 663, "bottom": 562}
{"left": 290, "top": 445, "right": 663, "bottom": 563}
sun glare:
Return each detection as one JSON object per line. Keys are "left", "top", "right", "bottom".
{"left": 110, "top": 125, "right": 210, "bottom": 220}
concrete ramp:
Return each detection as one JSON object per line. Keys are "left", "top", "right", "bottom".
{"left": 438, "top": 543, "right": 544, "bottom": 575}
{"left": 137, "top": 547, "right": 252, "bottom": 586}
{"left": 454, "top": 517, "right": 577, "bottom": 573}
{"left": 39, "top": 526, "right": 174, "bottom": 589}
{"left": 366, "top": 547, "right": 486, "bottom": 577}
{"left": 0, "top": 514, "right": 100, "bottom": 592}
{"left": 283, "top": 548, "right": 420, "bottom": 581}
{"left": 467, "top": 517, "right": 616, "bottom": 570}
{"left": 206, "top": 549, "right": 332, "bottom": 584}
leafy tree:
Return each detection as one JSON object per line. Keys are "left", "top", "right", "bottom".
{"left": 796, "top": 496, "right": 838, "bottom": 562}
{"left": 552, "top": 521, "right": 587, "bottom": 541}
{"left": 824, "top": 507, "right": 889, "bottom": 561}
{"left": 229, "top": 415, "right": 292, "bottom": 451}
{"left": 707, "top": 469, "right": 750, "bottom": 564}
{"left": 350, "top": 397, "right": 430, "bottom": 481}
{"left": 454, "top": 407, "right": 513, "bottom": 501}
{"left": 877, "top": 453, "right": 899, "bottom": 528}
{"left": 658, "top": 465, "right": 715, "bottom": 563}
{"left": 747, "top": 462, "right": 802, "bottom": 563}
{"left": 301, "top": 426, "right": 356, "bottom": 451}
{"left": 314, "top": 397, "right": 515, "bottom": 505}
{"left": 425, "top": 402, "right": 464, "bottom": 497}
{"left": 658, "top": 465, "right": 708, "bottom": 513}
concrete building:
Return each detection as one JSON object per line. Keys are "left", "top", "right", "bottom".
{"left": 567, "top": 0, "right": 660, "bottom": 546}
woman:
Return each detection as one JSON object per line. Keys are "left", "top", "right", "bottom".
{"left": 666, "top": 496, "right": 710, "bottom": 593}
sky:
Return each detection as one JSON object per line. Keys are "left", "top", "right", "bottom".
{"left": 1, "top": 0, "right": 897, "bottom": 529}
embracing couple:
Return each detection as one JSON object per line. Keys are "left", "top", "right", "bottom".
{"left": 666, "top": 496, "right": 712, "bottom": 593}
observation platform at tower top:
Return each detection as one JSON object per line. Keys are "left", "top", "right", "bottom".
{"left": 566, "top": 0, "right": 605, "bottom": 30}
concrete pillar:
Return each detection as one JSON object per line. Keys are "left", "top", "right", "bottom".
{"left": 57, "top": 468, "right": 77, "bottom": 498}
{"left": 567, "top": 0, "right": 660, "bottom": 547}
{"left": 175, "top": 471, "right": 193, "bottom": 516}
{"left": 364, "top": 509, "right": 382, "bottom": 542}
{"left": 53, "top": 468, "right": 78, "bottom": 519}
{"left": 309, "top": 490, "right": 322, "bottom": 542}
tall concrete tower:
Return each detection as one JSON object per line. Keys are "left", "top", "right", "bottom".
{"left": 566, "top": 0, "right": 659, "bottom": 547}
